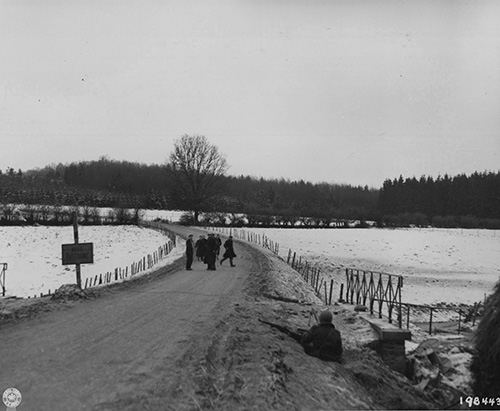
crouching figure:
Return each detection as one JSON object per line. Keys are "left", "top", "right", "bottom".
{"left": 301, "top": 310, "right": 343, "bottom": 362}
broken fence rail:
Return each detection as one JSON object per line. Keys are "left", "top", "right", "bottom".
{"left": 383, "top": 299, "right": 483, "bottom": 335}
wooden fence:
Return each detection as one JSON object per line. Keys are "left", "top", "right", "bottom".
{"left": 26, "top": 224, "right": 178, "bottom": 299}
{"left": 208, "top": 226, "right": 280, "bottom": 255}
{"left": 207, "top": 226, "right": 334, "bottom": 305}
{"left": 398, "top": 300, "right": 482, "bottom": 335}
{"left": 139, "top": 221, "right": 178, "bottom": 244}
{"left": 286, "top": 249, "right": 334, "bottom": 305}
{"left": 207, "top": 225, "right": 484, "bottom": 333}
{"left": 1, "top": 263, "right": 7, "bottom": 296}
{"left": 81, "top": 240, "right": 176, "bottom": 290}
{"left": 342, "top": 268, "right": 404, "bottom": 327}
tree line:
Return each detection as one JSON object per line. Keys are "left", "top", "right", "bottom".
{"left": 379, "top": 172, "right": 500, "bottom": 228}
{"left": 0, "top": 161, "right": 377, "bottom": 224}
{"left": 1, "top": 135, "right": 498, "bottom": 228}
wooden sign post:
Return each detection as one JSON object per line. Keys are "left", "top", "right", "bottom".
{"left": 73, "top": 212, "right": 81, "bottom": 288}
{"left": 61, "top": 212, "right": 94, "bottom": 289}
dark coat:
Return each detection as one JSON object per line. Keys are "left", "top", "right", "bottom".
{"left": 186, "top": 238, "right": 194, "bottom": 256}
{"left": 195, "top": 238, "right": 207, "bottom": 258}
{"left": 301, "top": 323, "right": 342, "bottom": 361}
{"left": 223, "top": 238, "right": 236, "bottom": 259}
{"left": 205, "top": 236, "right": 218, "bottom": 269}
{"left": 215, "top": 236, "right": 222, "bottom": 253}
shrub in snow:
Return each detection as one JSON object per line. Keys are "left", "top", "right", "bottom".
{"left": 179, "top": 212, "right": 195, "bottom": 226}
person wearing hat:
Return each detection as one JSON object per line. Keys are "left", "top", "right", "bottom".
{"left": 185, "top": 234, "right": 194, "bottom": 270}
{"left": 195, "top": 235, "right": 207, "bottom": 262}
{"left": 220, "top": 235, "right": 236, "bottom": 267}
{"left": 205, "top": 233, "right": 218, "bottom": 271}
{"left": 301, "top": 310, "right": 342, "bottom": 362}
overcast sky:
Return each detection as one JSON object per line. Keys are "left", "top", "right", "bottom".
{"left": 1, "top": 0, "right": 499, "bottom": 187}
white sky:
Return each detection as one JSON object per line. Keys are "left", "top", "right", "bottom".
{"left": 1, "top": 0, "right": 499, "bottom": 187}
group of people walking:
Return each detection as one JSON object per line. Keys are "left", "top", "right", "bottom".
{"left": 185, "top": 233, "right": 236, "bottom": 271}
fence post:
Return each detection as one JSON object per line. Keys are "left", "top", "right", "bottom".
{"left": 429, "top": 308, "right": 433, "bottom": 335}
{"left": 291, "top": 252, "right": 296, "bottom": 268}
{"left": 329, "top": 280, "right": 333, "bottom": 305}
{"left": 458, "top": 311, "right": 462, "bottom": 334}
{"left": 472, "top": 303, "right": 478, "bottom": 326}
{"left": 407, "top": 305, "right": 410, "bottom": 329}
{"left": 398, "top": 276, "right": 403, "bottom": 328}
{"left": 324, "top": 281, "right": 328, "bottom": 305}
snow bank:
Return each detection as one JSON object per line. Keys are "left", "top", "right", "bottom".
{"left": 0, "top": 226, "right": 183, "bottom": 298}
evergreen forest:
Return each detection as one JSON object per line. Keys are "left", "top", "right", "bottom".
{"left": 0, "top": 158, "right": 499, "bottom": 228}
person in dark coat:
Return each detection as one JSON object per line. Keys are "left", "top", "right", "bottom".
{"left": 185, "top": 234, "right": 194, "bottom": 270}
{"left": 215, "top": 234, "right": 222, "bottom": 259}
{"left": 220, "top": 236, "right": 236, "bottom": 267}
{"left": 205, "top": 234, "right": 218, "bottom": 271}
{"left": 195, "top": 235, "right": 207, "bottom": 262}
{"left": 301, "top": 310, "right": 342, "bottom": 362}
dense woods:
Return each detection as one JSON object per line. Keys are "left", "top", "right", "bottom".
{"left": 1, "top": 157, "right": 499, "bottom": 228}
{"left": 379, "top": 172, "right": 500, "bottom": 228}
{"left": 0, "top": 158, "right": 377, "bottom": 224}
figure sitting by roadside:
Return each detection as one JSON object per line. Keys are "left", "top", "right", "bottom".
{"left": 301, "top": 310, "right": 343, "bottom": 362}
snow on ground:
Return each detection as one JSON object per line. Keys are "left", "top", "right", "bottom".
{"left": 60, "top": 206, "right": 187, "bottom": 222}
{"left": 7, "top": 204, "right": 187, "bottom": 223}
{"left": 249, "top": 227, "right": 500, "bottom": 305}
{"left": 0, "top": 226, "right": 183, "bottom": 298}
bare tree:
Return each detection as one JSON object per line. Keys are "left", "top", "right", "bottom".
{"left": 168, "top": 135, "right": 228, "bottom": 224}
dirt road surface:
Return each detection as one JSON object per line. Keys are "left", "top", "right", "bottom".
{"left": 0, "top": 225, "right": 258, "bottom": 410}
{"left": 0, "top": 224, "right": 445, "bottom": 410}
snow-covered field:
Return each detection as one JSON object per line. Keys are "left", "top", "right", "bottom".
{"left": 0, "top": 226, "right": 183, "bottom": 298}
{"left": 249, "top": 227, "right": 500, "bottom": 305}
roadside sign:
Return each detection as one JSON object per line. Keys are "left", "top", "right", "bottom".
{"left": 62, "top": 243, "right": 94, "bottom": 265}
